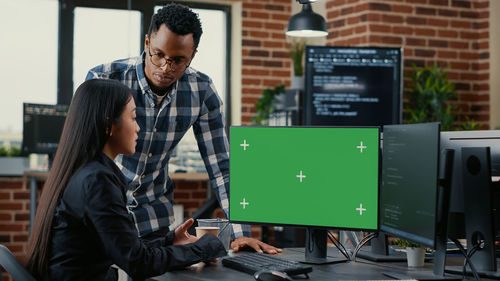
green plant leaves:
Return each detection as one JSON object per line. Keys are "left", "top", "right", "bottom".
{"left": 0, "top": 146, "right": 21, "bottom": 157}
{"left": 289, "top": 41, "right": 305, "bottom": 76}
{"left": 252, "top": 84, "right": 286, "bottom": 125}
{"left": 405, "top": 63, "right": 456, "bottom": 131}
{"left": 391, "top": 238, "right": 425, "bottom": 249}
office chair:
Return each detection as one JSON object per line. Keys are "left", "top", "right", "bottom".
{"left": 0, "top": 244, "right": 37, "bottom": 281}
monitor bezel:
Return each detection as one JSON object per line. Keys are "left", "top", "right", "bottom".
{"left": 228, "top": 125, "right": 381, "bottom": 233}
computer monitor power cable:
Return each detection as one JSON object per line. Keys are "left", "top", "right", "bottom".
{"left": 327, "top": 231, "right": 351, "bottom": 261}
{"left": 450, "top": 237, "right": 482, "bottom": 281}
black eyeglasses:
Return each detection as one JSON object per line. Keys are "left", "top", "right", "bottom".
{"left": 147, "top": 45, "right": 189, "bottom": 72}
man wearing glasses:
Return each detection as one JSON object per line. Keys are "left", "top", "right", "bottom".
{"left": 86, "top": 4, "right": 280, "bottom": 254}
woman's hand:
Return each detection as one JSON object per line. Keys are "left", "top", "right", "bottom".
{"left": 231, "top": 237, "right": 282, "bottom": 254}
{"left": 173, "top": 218, "right": 199, "bottom": 245}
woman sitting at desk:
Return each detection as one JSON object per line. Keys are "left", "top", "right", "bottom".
{"left": 25, "top": 79, "right": 225, "bottom": 281}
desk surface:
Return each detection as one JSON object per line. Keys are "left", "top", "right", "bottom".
{"left": 152, "top": 248, "right": 467, "bottom": 281}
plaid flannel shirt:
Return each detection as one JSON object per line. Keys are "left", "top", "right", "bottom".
{"left": 86, "top": 52, "right": 250, "bottom": 238}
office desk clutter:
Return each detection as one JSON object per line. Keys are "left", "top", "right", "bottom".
{"left": 18, "top": 118, "right": 500, "bottom": 281}
{"left": 217, "top": 124, "right": 500, "bottom": 281}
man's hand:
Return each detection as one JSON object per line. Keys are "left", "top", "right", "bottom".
{"left": 231, "top": 237, "right": 282, "bottom": 255}
{"left": 174, "top": 218, "right": 198, "bottom": 245}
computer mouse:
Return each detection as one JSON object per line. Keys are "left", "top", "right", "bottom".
{"left": 253, "top": 270, "right": 293, "bottom": 281}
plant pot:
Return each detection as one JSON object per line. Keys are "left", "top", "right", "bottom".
{"left": 0, "top": 157, "right": 29, "bottom": 176}
{"left": 406, "top": 247, "right": 425, "bottom": 267}
{"left": 291, "top": 76, "right": 304, "bottom": 90}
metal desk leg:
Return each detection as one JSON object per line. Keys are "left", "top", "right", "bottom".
{"left": 29, "top": 176, "right": 37, "bottom": 235}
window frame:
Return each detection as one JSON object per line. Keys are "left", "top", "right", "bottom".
{"left": 58, "top": 0, "right": 232, "bottom": 125}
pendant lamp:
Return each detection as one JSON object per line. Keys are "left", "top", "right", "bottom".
{"left": 286, "top": 3, "right": 328, "bottom": 38}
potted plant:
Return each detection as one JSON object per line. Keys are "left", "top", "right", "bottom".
{"left": 289, "top": 39, "right": 305, "bottom": 90}
{"left": 405, "top": 63, "right": 482, "bottom": 131}
{"left": 405, "top": 63, "right": 456, "bottom": 131}
{"left": 252, "top": 84, "right": 286, "bottom": 125}
{"left": 392, "top": 238, "right": 426, "bottom": 267}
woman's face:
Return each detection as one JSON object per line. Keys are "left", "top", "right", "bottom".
{"left": 107, "top": 98, "right": 140, "bottom": 157}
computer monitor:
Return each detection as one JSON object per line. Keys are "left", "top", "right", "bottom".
{"left": 303, "top": 46, "right": 402, "bottom": 126}
{"left": 379, "top": 123, "right": 459, "bottom": 280}
{"left": 380, "top": 123, "right": 441, "bottom": 248}
{"left": 440, "top": 130, "right": 500, "bottom": 235}
{"left": 21, "top": 103, "right": 68, "bottom": 157}
{"left": 440, "top": 130, "right": 500, "bottom": 279}
{"left": 229, "top": 126, "right": 380, "bottom": 263}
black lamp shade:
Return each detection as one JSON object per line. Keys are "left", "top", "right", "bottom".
{"left": 286, "top": 4, "right": 328, "bottom": 38}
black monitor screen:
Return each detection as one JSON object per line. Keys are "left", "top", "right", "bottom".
{"left": 304, "top": 46, "right": 402, "bottom": 126}
{"left": 380, "top": 123, "right": 440, "bottom": 248}
{"left": 22, "top": 103, "right": 68, "bottom": 155}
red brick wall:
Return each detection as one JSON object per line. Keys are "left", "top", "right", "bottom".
{"left": 240, "top": 0, "right": 293, "bottom": 124}
{"left": 324, "top": 0, "right": 490, "bottom": 128}
{"left": 174, "top": 180, "right": 210, "bottom": 218}
{"left": 0, "top": 177, "right": 33, "bottom": 281}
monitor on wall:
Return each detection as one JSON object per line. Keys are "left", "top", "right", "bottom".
{"left": 303, "top": 46, "right": 402, "bottom": 127}
{"left": 21, "top": 103, "right": 68, "bottom": 156}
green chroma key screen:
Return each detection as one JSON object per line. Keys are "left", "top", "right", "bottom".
{"left": 229, "top": 126, "right": 379, "bottom": 230}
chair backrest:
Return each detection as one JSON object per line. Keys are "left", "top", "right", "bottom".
{"left": 0, "top": 244, "right": 37, "bottom": 281}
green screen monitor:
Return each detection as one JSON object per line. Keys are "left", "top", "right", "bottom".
{"left": 229, "top": 126, "right": 380, "bottom": 263}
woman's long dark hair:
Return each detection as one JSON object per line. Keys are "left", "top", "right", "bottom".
{"left": 25, "top": 79, "right": 132, "bottom": 278}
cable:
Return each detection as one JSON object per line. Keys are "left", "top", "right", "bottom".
{"left": 327, "top": 231, "right": 350, "bottom": 260}
{"left": 450, "top": 238, "right": 482, "bottom": 281}
{"left": 351, "top": 232, "right": 378, "bottom": 262}
{"left": 327, "top": 231, "right": 351, "bottom": 260}
{"left": 463, "top": 244, "right": 480, "bottom": 280}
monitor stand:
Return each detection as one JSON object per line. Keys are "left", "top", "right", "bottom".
{"left": 445, "top": 147, "right": 500, "bottom": 280}
{"left": 356, "top": 233, "right": 406, "bottom": 262}
{"left": 286, "top": 228, "right": 348, "bottom": 265}
{"left": 382, "top": 150, "right": 460, "bottom": 280}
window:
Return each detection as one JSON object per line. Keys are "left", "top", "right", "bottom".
{"left": 61, "top": 2, "right": 231, "bottom": 173}
{"left": 73, "top": 7, "right": 141, "bottom": 91}
{"left": 0, "top": 0, "right": 58, "bottom": 147}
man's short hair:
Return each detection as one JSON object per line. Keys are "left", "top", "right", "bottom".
{"left": 148, "top": 4, "right": 203, "bottom": 50}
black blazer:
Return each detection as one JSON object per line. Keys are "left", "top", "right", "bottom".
{"left": 44, "top": 153, "right": 225, "bottom": 281}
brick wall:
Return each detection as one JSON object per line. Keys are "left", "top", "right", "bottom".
{"left": 240, "top": 0, "right": 491, "bottom": 128}
{"left": 0, "top": 177, "right": 33, "bottom": 281}
{"left": 240, "top": 0, "right": 294, "bottom": 124}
